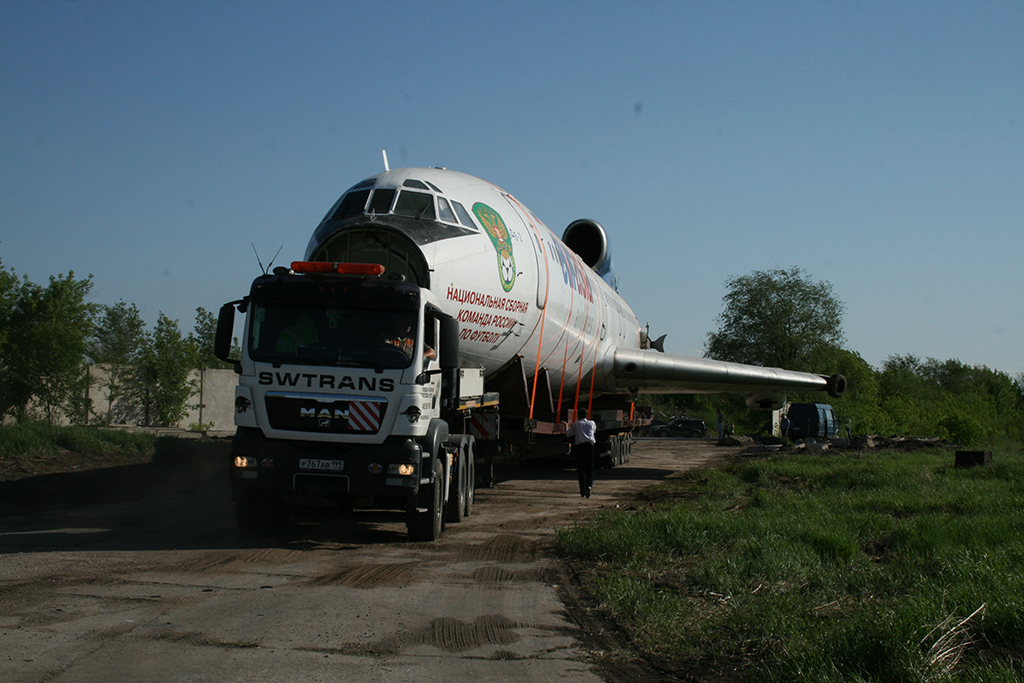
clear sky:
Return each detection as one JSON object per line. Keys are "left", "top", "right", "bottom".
{"left": 2, "top": 0, "right": 1022, "bottom": 376}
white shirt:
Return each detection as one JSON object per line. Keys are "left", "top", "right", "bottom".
{"left": 566, "top": 418, "right": 597, "bottom": 445}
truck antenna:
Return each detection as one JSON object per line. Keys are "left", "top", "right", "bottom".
{"left": 252, "top": 244, "right": 284, "bottom": 275}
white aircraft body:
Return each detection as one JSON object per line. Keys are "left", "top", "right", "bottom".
{"left": 304, "top": 167, "right": 845, "bottom": 417}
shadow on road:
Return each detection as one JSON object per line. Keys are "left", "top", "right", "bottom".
{"left": 0, "top": 439, "right": 683, "bottom": 555}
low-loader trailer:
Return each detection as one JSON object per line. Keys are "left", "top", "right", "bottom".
{"left": 214, "top": 261, "right": 644, "bottom": 541}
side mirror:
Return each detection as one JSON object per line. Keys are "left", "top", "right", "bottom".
{"left": 438, "top": 315, "right": 460, "bottom": 370}
{"left": 215, "top": 302, "right": 241, "bottom": 372}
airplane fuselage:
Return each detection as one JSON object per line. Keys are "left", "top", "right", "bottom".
{"left": 305, "top": 167, "right": 638, "bottom": 413}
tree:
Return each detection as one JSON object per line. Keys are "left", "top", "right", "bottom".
{"left": 90, "top": 300, "right": 148, "bottom": 424}
{"left": 3, "top": 271, "right": 97, "bottom": 423}
{"left": 141, "top": 313, "right": 199, "bottom": 426}
{"left": 0, "top": 259, "right": 20, "bottom": 416}
{"left": 705, "top": 266, "right": 846, "bottom": 373}
{"left": 191, "top": 306, "right": 237, "bottom": 370}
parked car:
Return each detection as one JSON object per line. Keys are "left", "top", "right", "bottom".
{"left": 652, "top": 416, "right": 708, "bottom": 438}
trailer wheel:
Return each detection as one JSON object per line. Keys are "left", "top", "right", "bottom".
{"left": 408, "top": 458, "right": 444, "bottom": 541}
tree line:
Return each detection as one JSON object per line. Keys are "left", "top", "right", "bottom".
{"left": 4, "top": 260, "right": 1023, "bottom": 446}
{"left": 673, "top": 266, "right": 1024, "bottom": 448}
{"left": 0, "top": 260, "right": 234, "bottom": 427}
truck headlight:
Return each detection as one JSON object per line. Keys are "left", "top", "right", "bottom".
{"left": 234, "top": 455, "right": 257, "bottom": 468}
{"left": 388, "top": 463, "right": 416, "bottom": 476}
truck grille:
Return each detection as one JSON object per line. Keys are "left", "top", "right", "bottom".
{"left": 265, "top": 392, "right": 387, "bottom": 434}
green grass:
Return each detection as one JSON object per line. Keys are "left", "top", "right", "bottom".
{"left": 0, "top": 422, "right": 156, "bottom": 460}
{"left": 558, "top": 449, "right": 1024, "bottom": 682}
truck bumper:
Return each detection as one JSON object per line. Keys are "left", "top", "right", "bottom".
{"left": 229, "top": 427, "right": 423, "bottom": 505}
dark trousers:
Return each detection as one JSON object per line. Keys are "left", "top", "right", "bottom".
{"left": 573, "top": 441, "right": 595, "bottom": 495}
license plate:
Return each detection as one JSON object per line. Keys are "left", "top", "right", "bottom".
{"left": 299, "top": 459, "right": 344, "bottom": 472}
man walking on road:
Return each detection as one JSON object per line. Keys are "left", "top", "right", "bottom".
{"left": 565, "top": 408, "right": 597, "bottom": 498}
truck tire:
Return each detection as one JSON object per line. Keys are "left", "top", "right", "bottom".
{"left": 463, "top": 441, "right": 475, "bottom": 518}
{"left": 408, "top": 458, "right": 444, "bottom": 541}
{"left": 446, "top": 445, "right": 466, "bottom": 524}
{"left": 445, "top": 435, "right": 476, "bottom": 523}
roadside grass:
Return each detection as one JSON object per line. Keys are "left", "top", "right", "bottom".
{"left": 0, "top": 422, "right": 155, "bottom": 463}
{"left": 558, "top": 449, "right": 1024, "bottom": 682}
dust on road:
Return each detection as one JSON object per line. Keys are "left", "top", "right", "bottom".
{"left": 0, "top": 438, "right": 729, "bottom": 683}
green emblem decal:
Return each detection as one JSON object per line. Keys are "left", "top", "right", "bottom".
{"left": 473, "top": 202, "right": 516, "bottom": 292}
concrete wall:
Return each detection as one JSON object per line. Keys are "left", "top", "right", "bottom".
{"left": 83, "top": 366, "right": 238, "bottom": 432}
{"left": 184, "top": 369, "right": 238, "bottom": 432}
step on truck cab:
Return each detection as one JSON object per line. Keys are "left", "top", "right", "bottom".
{"left": 215, "top": 261, "right": 484, "bottom": 541}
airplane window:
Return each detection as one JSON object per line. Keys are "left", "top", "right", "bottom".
{"left": 350, "top": 177, "right": 375, "bottom": 190}
{"left": 425, "top": 181, "right": 442, "bottom": 193}
{"left": 331, "top": 189, "right": 371, "bottom": 220}
{"left": 451, "top": 201, "right": 477, "bottom": 230}
{"left": 394, "top": 191, "right": 435, "bottom": 220}
{"left": 402, "top": 179, "right": 429, "bottom": 190}
{"left": 321, "top": 198, "right": 343, "bottom": 222}
{"left": 437, "top": 197, "right": 456, "bottom": 223}
{"left": 368, "top": 188, "right": 396, "bottom": 214}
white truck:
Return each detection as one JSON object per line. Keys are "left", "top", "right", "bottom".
{"left": 214, "top": 261, "right": 493, "bottom": 541}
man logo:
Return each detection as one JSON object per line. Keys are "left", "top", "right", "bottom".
{"left": 301, "top": 407, "right": 349, "bottom": 420}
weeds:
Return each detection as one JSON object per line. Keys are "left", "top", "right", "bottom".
{"left": 558, "top": 449, "right": 1024, "bottom": 681}
{"left": 0, "top": 422, "right": 155, "bottom": 460}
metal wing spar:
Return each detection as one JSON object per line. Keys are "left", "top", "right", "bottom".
{"left": 594, "top": 347, "right": 847, "bottom": 411}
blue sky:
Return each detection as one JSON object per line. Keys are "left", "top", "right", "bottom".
{"left": 2, "top": 0, "right": 1022, "bottom": 376}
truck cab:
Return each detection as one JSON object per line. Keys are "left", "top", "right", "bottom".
{"left": 215, "top": 261, "right": 473, "bottom": 541}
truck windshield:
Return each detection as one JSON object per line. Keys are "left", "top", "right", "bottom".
{"left": 248, "top": 305, "right": 419, "bottom": 369}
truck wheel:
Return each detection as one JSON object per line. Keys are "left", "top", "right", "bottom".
{"left": 446, "top": 447, "right": 466, "bottom": 524}
{"left": 408, "top": 459, "right": 444, "bottom": 541}
{"left": 464, "top": 445, "right": 475, "bottom": 518}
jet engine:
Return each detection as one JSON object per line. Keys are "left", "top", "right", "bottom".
{"left": 562, "top": 219, "right": 619, "bottom": 290}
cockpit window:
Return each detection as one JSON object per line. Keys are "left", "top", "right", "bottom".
{"left": 320, "top": 178, "right": 474, "bottom": 230}
{"left": 437, "top": 197, "right": 456, "bottom": 224}
{"left": 368, "top": 188, "right": 396, "bottom": 214}
{"left": 451, "top": 200, "right": 477, "bottom": 230}
{"left": 331, "top": 189, "right": 371, "bottom": 220}
{"left": 425, "top": 181, "right": 442, "bottom": 193}
{"left": 394, "top": 191, "right": 435, "bottom": 220}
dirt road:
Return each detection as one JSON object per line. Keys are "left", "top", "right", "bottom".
{"left": 0, "top": 439, "right": 727, "bottom": 683}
